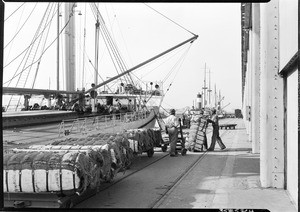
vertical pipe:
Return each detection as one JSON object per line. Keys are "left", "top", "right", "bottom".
{"left": 251, "top": 3, "right": 260, "bottom": 153}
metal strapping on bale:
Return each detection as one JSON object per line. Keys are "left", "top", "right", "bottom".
{"left": 73, "top": 154, "right": 77, "bottom": 192}
{"left": 59, "top": 154, "right": 63, "bottom": 195}
{"left": 46, "top": 170, "right": 49, "bottom": 192}
{"left": 19, "top": 170, "right": 22, "bottom": 192}
{"left": 6, "top": 170, "right": 9, "bottom": 192}
{"left": 32, "top": 166, "right": 36, "bottom": 193}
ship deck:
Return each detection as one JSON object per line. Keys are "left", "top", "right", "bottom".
{"left": 2, "top": 110, "right": 74, "bottom": 117}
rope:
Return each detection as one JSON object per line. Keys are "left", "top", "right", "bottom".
{"left": 4, "top": 2, "right": 26, "bottom": 21}
{"left": 4, "top": 3, "right": 37, "bottom": 49}
{"left": 3, "top": 3, "right": 74, "bottom": 86}
{"left": 91, "top": 3, "right": 134, "bottom": 86}
{"left": 140, "top": 45, "right": 186, "bottom": 80}
{"left": 31, "top": 3, "right": 56, "bottom": 89}
{"left": 158, "top": 43, "right": 193, "bottom": 110}
{"left": 3, "top": 3, "right": 60, "bottom": 70}
{"left": 6, "top": 3, "right": 52, "bottom": 90}
{"left": 144, "top": 3, "right": 196, "bottom": 36}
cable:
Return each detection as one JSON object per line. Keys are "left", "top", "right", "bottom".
{"left": 3, "top": 3, "right": 60, "bottom": 69}
{"left": 91, "top": 3, "right": 134, "bottom": 86}
{"left": 4, "top": 2, "right": 25, "bottom": 21}
{"left": 4, "top": 3, "right": 37, "bottom": 49}
{"left": 141, "top": 44, "right": 187, "bottom": 80}
{"left": 31, "top": 3, "right": 56, "bottom": 89}
{"left": 144, "top": 3, "right": 196, "bottom": 36}
{"left": 5, "top": 3, "right": 52, "bottom": 88}
{"left": 3, "top": 3, "right": 74, "bottom": 86}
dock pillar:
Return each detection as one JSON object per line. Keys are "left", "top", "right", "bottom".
{"left": 260, "top": 0, "right": 284, "bottom": 188}
{"left": 251, "top": 3, "right": 260, "bottom": 153}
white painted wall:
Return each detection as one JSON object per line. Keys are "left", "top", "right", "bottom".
{"left": 278, "top": 0, "right": 298, "bottom": 206}
{"left": 279, "top": 0, "right": 298, "bottom": 68}
{"left": 286, "top": 70, "right": 298, "bottom": 206}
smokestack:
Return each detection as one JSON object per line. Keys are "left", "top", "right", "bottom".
{"left": 197, "top": 93, "right": 202, "bottom": 110}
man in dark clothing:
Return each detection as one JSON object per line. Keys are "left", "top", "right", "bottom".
{"left": 207, "top": 108, "right": 226, "bottom": 151}
{"left": 164, "top": 109, "right": 179, "bottom": 157}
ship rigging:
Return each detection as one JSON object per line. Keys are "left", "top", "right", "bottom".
{"left": 3, "top": 3, "right": 198, "bottom": 113}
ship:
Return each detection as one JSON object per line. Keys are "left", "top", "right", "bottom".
{"left": 2, "top": 2, "right": 198, "bottom": 129}
{"left": 2, "top": 3, "right": 199, "bottom": 208}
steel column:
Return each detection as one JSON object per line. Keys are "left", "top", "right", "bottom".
{"left": 260, "top": 0, "right": 284, "bottom": 188}
{"left": 251, "top": 3, "right": 260, "bottom": 153}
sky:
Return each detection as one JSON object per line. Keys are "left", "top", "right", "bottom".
{"left": 3, "top": 2, "right": 242, "bottom": 112}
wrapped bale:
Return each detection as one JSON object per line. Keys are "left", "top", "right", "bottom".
{"left": 186, "top": 114, "right": 201, "bottom": 151}
{"left": 187, "top": 115, "right": 208, "bottom": 152}
{"left": 112, "top": 135, "right": 134, "bottom": 170}
{"left": 152, "top": 128, "right": 164, "bottom": 146}
{"left": 125, "top": 130, "right": 144, "bottom": 153}
{"left": 3, "top": 151, "right": 92, "bottom": 195}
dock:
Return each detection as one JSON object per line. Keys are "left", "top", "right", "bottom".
{"left": 2, "top": 118, "right": 297, "bottom": 211}
{"left": 74, "top": 118, "right": 297, "bottom": 211}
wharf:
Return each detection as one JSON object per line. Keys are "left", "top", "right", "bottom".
{"left": 155, "top": 119, "right": 297, "bottom": 211}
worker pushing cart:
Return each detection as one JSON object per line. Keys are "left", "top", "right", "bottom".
{"left": 164, "top": 109, "right": 187, "bottom": 157}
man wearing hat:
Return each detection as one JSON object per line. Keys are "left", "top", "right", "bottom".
{"left": 164, "top": 109, "right": 179, "bottom": 157}
{"left": 207, "top": 108, "right": 226, "bottom": 151}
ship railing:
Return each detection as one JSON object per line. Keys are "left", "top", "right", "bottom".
{"left": 58, "top": 110, "right": 149, "bottom": 136}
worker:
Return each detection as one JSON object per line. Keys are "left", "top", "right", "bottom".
{"left": 164, "top": 109, "right": 180, "bottom": 157}
{"left": 207, "top": 108, "right": 226, "bottom": 151}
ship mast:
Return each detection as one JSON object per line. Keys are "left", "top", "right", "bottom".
{"left": 64, "top": 3, "right": 76, "bottom": 92}
{"left": 94, "top": 3, "right": 100, "bottom": 86}
{"left": 202, "top": 63, "right": 207, "bottom": 109}
{"left": 207, "top": 68, "right": 211, "bottom": 106}
{"left": 57, "top": 3, "right": 60, "bottom": 90}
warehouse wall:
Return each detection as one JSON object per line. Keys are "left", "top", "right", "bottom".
{"left": 286, "top": 70, "right": 298, "bottom": 206}
{"left": 279, "top": 0, "right": 298, "bottom": 206}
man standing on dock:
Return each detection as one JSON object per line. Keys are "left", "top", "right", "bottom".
{"left": 207, "top": 108, "right": 226, "bottom": 151}
{"left": 164, "top": 109, "right": 179, "bottom": 157}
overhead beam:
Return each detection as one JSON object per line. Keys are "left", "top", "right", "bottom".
{"left": 2, "top": 87, "right": 83, "bottom": 96}
{"left": 85, "top": 35, "right": 198, "bottom": 94}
